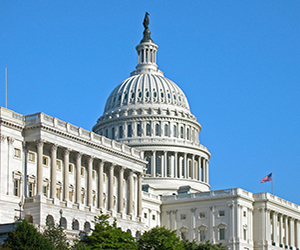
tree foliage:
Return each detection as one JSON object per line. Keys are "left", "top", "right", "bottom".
{"left": 76, "top": 213, "right": 137, "bottom": 250}
{"left": 3, "top": 220, "right": 54, "bottom": 250}
{"left": 137, "top": 226, "right": 184, "bottom": 250}
{"left": 183, "top": 240, "right": 228, "bottom": 250}
{"left": 43, "top": 221, "right": 70, "bottom": 250}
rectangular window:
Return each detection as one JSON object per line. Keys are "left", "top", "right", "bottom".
{"left": 56, "top": 188, "right": 60, "bottom": 199}
{"left": 243, "top": 211, "right": 246, "bottom": 217}
{"left": 43, "top": 156, "right": 48, "bottom": 166}
{"left": 244, "top": 229, "right": 247, "bottom": 240}
{"left": 200, "top": 230, "right": 206, "bottom": 241}
{"left": 81, "top": 167, "right": 85, "bottom": 176}
{"left": 69, "top": 191, "right": 73, "bottom": 202}
{"left": 13, "top": 179, "right": 20, "bottom": 196}
{"left": 103, "top": 174, "right": 106, "bottom": 182}
{"left": 43, "top": 185, "right": 48, "bottom": 197}
{"left": 92, "top": 170, "right": 96, "bottom": 179}
{"left": 219, "top": 210, "right": 225, "bottom": 217}
{"left": 28, "top": 152, "right": 35, "bottom": 162}
{"left": 144, "top": 213, "right": 147, "bottom": 218}
{"left": 69, "top": 164, "right": 73, "bottom": 173}
{"left": 152, "top": 214, "right": 155, "bottom": 220}
{"left": 28, "top": 183, "right": 34, "bottom": 197}
{"left": 180, "top": 214, "right": 186, "bottom": 220}
{"left": 199, "top": 212, "right": 205, "bottom": 218}
{"left": 220, "top": 228, "right": 225, "bottom": 240}
{"left": 14, "top": 148, "right": 21, "bottom": 158}
{"left": 56, "top": 160, "right": 61, "bottom": 170}
{"left": 81, "top": 193, "right": 84, "bottom": 204}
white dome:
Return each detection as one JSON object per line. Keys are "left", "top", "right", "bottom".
{"left": 104, "top": 73, "right": 190, "bottom": 114}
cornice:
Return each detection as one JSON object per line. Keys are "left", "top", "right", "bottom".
{"left": 0, "top": 118, "right": 24, "bottom": 131}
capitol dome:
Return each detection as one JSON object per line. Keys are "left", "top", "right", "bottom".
{"left": 93, "top": 14, "right": 211, "bottom": 195}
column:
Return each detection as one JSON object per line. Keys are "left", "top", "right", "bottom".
{"left": 128, "top": 171, "right": 133, "bottom": 216}
{"left": 63, "top": 148, "right": 70, "bottom": 202}
{"left": 184, "top": 153, "right": 187, "bottom": 178}
{"left": 161, "top": 153, "right": 164, "bottom": 177}
{"left": 192, "top": 155, "right": 195, "bottom": 179}
{"left": 290, "top": 218, "right": 294, "bottom": 247}
{"left": 87, "top": 156, "right": 93, "bottom": 207}
{"left": 279, "top": 214, "right": 283, "bottom": 246}
{"left": 284, "top": 216, "right": 288, "bottom": 246}
{"left": 296, "top": 220, "right": 300, "bottom": 248}
{"left": 272, "top": 211, "right": 278, "bottom": 245}
{"left": 151, "top": 151, "right": 156, "bottom": 177}
{"left": 75, "top": 152, "right": 82, "bottom": 204}
{"left": 170, "top": 154, "right": 174, "bottom": 178}
{"left": 108, "top": 163, "right": 115, "bottom": 211}
{"left": 174, "top": 152, "right": 178, "bottom": 178}
{"left": 206, "top": 160, "right": 209, "bottom": 184}
{"left": 265, "top": 209, "right": 271, "bottom": 242}
{"left": 50, "top": 144, "right": 58, "bottom": 199}
{"left": 98, "top": 160, "right": 104, "bottom": 209}
{"left": 190, "top": 208, "right": 196, "bottom": 240}
{"left": 36, "top": 139, "right": 44, "bottom": 195}
{"left": 164, "top": 151, "right": 167, "bottom": 177}
{"left": 137, "top": 173, "right": 143, "bottom": 218}
{"left": 118, "top": 166, "right": 124, "bottom": 213}
{"left": 198, "top": 156, "right": 201, "bottom": 181}
{"left": 7, "top": 137, "right": 14, "bottom": 195}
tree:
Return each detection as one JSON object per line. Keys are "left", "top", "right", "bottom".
{"left": 182, "top": 240, "right": 228, "bottom": 250}
{"left": 138, "top": 226, "right": 184, "bottom": 250}
{"left": 76, "top": 213, "right": 137, "bottom": 250}
{"left": 43, "top": 221, "right": 70, "bottom": 250}
{"left": 3, "top": 220, "right": 54, "bottom": 250}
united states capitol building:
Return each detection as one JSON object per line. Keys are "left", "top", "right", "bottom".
{"left": 0, "top": 16, "right": 299, "bottom": 250}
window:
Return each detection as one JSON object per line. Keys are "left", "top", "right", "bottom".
{"left": 199, "top": 212, "right": 205, "bottom": 218}
{"left": 69, "top": 164, "right": 73, "bottom": 173}
{"left": 181, "top": 231, "right": 187, "bottom": 240}
{"left": 127, "top": 124, "right": 132, "bottom": 138}
{"left": 220, "top": 228, "right": 225, "bottom": 240}
{"left": 93, "top": 194, "right": 96, "bottom": 206}
{"left": 119, "top": 126, "right": 123, "bottom": 138}
{"left": 187, "top": 128, "right": 190, "bottom": 140}
{"left": 28, "top": 183, "right": 34, "bottom": 197}
{"left": 152, "top": 214, "right": 155, "bottom": 220}
{"left": 14, "top": 148, "right": 21, "bottom": 158}
{"left": 92, "top": 170, "right": 96, "bottom": 179}
{"left": 173, "top": 125, "right": 177, "bottom": 137}
{"left": 146, "top": 123, "right": 151, "bottom": 136}
{"left": 43, "top": 185, "right": 48, "bottom": 197}
{"left": 81, "top": 190, "right": 85, "bottom": 204}
{"left": 219, "top": 210, "right": 225, "bottom": 217}
{"left": 199, "top": 228, "right": 206, "bottom": 241}
{"left": 81, "top": 167, "right": 85, "bottom": 176}
{"left": 111, "top": 127, "right": 115, "bottom": 140}
{"left": 105, "top": 129, "right": 108, "bottom": 138}
{"left": 180, "top": 214, "right": 186, "bottom": 220}
{"left": 144, "top": 213, "right": 147, "bottom": 218}
{"left": 155, "top": 124, "right": 160, "bottom": 136}
{"left": 13, "top": 179, "right": 20, "bottom": 196}
{"left": 243, "top": 228, "right": 247, "bottom": 240}
{"left": 164, "top": 124, "right": 169, "bottom": 136}
{"left": 69, "top": 190, "right": 73, "bottom": 202}
{"left": 56, "top": 188, "right": 61, "bottom": 199}
{"left": 43, "top": 156, "right": 48, "bottom": 166}
{"left": 56, "top": 160, "right": 61, "bottom": 170}
{"left": 243, "top": 211, "right": 246, "bottom": 217}
{"left": 137, "top": 123, "right": 142, "bottom": 137}
{"left": 180, "top": 127, "right": 184, "bottom": 138}
{"left": 28, "top": 152, "right": 35, "bottom": 162}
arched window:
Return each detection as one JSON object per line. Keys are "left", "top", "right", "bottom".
{"left": 155, "top": 124, "right": 160, "bottom": 136}
{"left": 137, "top": 123, "right": 142, "bottom": 137}
{"left": 146, "top": 123, "right": 151, "bottom": 136}
{"left": 218, "top": 223, "right": 227, "bottom": 240}
{"left": 119, "top": 126, "right": 123, "bottom": 139}
{"left": 173, "top": 125, "right": 177, "bottom": 137}
{"left": 111, "top": 127, "right": 115, "bottom": 140}
{"left": 60, "top": 217, "right": 67, "bottom": 228}
{"left": 198, "top": 226, "right": 207, "bottom": 242}
{"left": 180, "top": 127, "right": 184, "bottom": 139}
{"left": 127, "top": 124, "right": 132, "bottom": 138}
{"left": 72, "top": 219, "right": 79, "bottom": 230}
{"left": 164, "top": 124, "right": 169, "bottom": 136}
{"left": 180, "top": 227, "right": 188, "bottom": 240}
{"left": 84, "top": 221, "right": 91, "bottom": 233}
{"left": 46, "top": 215, "right": 54, "bottom": 226}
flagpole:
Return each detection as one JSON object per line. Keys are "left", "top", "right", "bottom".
{"left": 271, "top": 171, "right": 273, "bottom": 194}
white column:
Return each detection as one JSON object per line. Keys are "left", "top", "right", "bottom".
{"left": 98, "top": 160, "right": 104, "bottom": 209}
{"left": 192, "top": 155, "right": 195, "bottom": 179}
{"left": 7, "top": 137, "right": 14, "bottom": 195}
{"left": 36, "top": 140, "right": 44, "bottom": 195}
{"left": 164, "top": 151, "right": 167, "bottom": 177}
{"left": 201, "top": 158, "right": 205, "bottom": 182}
{"left": 87, "top": 156, "right": 93, "bottom": 207}
{"left": 161, "top": 153, "right": 164, "bottom": 177}
{"left": 266, "top": 209, "right": 271, "bottom": 243}
{"left": 290, "top": 218, "right": 295, "bottom": 247}
{"left": 63, "top": 148, "right": 70, "bottom": 202}
{"left": 279, "top": 214, "right": 283, "bottom": 246}
{"left": 137, "top": 173, "right": 143, "bottom": 218}
{"left": 75, "top": 152, "right": 82, "bottom": 204}
{"left": 296, "top": 220, "right": 300, "bottom": 248}
{"left": 198, "top": 156, "right": 201, "bottom": 181}
{"left": 174, "top": 152, "right": 178, "bottom": 178}
{"left": 151, "top": 151, "right": 156, "bottom": 177}
{"left": 170, "top": 154, "right": 174, "bottom": 178}
{"left": 206, "top": 160, "right": 209, "bottom": 184}
{"left": 190, "top": 208, "right": 196, "bottom": 240}
{"left": 184, "top": 153, "right": 187, "bottom": 178}
{"left": 128, "top": 171, "right": 133, "bottom": 216}
{"left": 118, "top": 166, "right": 124, "bottom": 214}
{"left": 50, "top": 144, "right": 57, "bottom": 199}
{"left": 272, "top": 211, "right": 278, "bottom": 245}
{"left": 284, "top": 216, "right": 288, "bottom": 246}
{"left": 108, "top": 163, "right": 115, "bottom": 211}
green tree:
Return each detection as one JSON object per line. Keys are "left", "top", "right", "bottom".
{"left": 138, "top": 226, "right": 184, "bottom": 250}
{"left": 43, "top": 221, "right": 70, "bottom": 250}
{"left": 3, "top": 220, "right": 54, "bottom": 250}
{"left": 183, "top": 240, "right": 228, "bottom": 250}
{"left": 76, "top": 213, "right": 137, "bottom": 250}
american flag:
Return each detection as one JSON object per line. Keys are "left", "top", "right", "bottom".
{"left": 261, "top": 173, "right": 272, "bottom": 183}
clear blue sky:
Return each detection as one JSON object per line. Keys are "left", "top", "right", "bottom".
{"left": 1, "top": 1, "right": 300, "bottom": 204}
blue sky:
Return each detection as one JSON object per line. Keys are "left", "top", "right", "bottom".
{"left": 1, "top": 1, "right": 300, "bottom": 204}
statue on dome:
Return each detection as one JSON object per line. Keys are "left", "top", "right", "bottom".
{"left": 143, "top": 12, "right": 150, "bottom": 29}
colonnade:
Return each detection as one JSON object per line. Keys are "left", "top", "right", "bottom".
{"left": 144, "top": 150, "right": 209, "bottom": 183}
{"left": 260, "top": 209, "right": 300, "bottom": 248}
{"left": 34, "top": 139, "right": 143, "bottom": 218}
